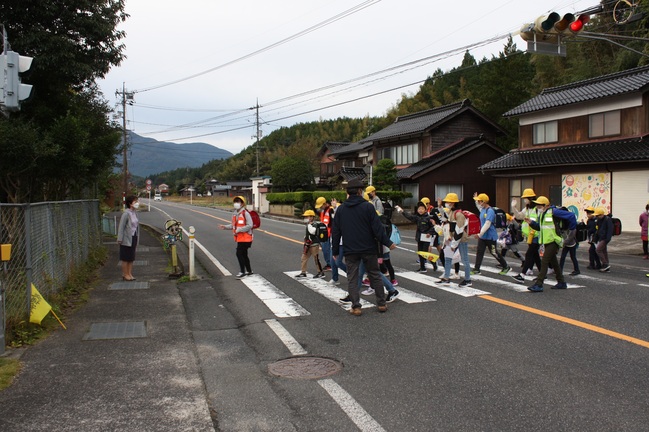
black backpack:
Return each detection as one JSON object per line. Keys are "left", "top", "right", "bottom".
{"left": 492, "top": 207, "right": 507, "bottom": 229}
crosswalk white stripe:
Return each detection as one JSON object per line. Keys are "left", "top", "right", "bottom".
{"left": 286, "top": 271, "right": 374, "bottom": 310}
{"left": 336, "top": 270, "right": 435, "bottom": 303}
{"left": 397, "top": 270, "right": 491, "bottom": 297}
{"left": 240, "top": 274, "right": 310, "bottom": 317}
{"left": 318, "top": 379, "right": 387, "bottom": 432}
{"left": 264, "top": 319, "right": 307, "bottom": 355}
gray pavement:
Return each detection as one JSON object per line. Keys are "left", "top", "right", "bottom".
{"left": 0, "top": 226, "right": 215, "bottom": 432}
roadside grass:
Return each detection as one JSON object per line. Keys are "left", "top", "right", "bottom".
{"left": 0, "top": 358, "right": 21, "bottom": 390}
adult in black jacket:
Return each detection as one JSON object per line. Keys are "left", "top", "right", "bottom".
{"left": 584, "top": 207, "right": 601, "bottom": 270}
{"left": 332, "top": 180, "right": 395, "bottom": 316}
{"left": 594, "top": 207, "right": 614, "bottom": 272}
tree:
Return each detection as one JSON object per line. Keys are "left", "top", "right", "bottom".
{"left": 270, "top": 157, "right": 314, "bottom": 192}
{"left": 0, "top": 0, "right": 128, "bottom": 202}
{"left": 372, "top": 159, "right": 398, "bottom": 191}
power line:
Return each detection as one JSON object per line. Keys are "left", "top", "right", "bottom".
{"left": 133, "top": 0, "right": 382, "bottom": 93}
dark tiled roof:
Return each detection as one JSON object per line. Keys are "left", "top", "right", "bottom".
{"left": 360, "top": 100, "right": 472, "bottom": 143}
{"left": 328, "top": 140, "right": 373, "bottom": 156}
{"left": 324, "top": 141, "right": 352, "bottom": 152}
{"left": 397, "top": 136, "right": 504, "bottom": 179}
{"left": 339, "top": 167, "right": 367, "bottom": 181}
{"left": 504, "top": 65, "right": 649, "bottom": 117}
{"left": 478, "top": 137, "right": 649, "bottom": 171}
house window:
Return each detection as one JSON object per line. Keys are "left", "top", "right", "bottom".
{"left": 589, "top": 110, "right": 620, "bottom": 138}
{"left": 401, "top": 183, "right": 419, "bottom": 208}
{"left": 533, "top": 121, "right": 558, "bottom": 144}
{"left": 380, "top": 143, "right": 419, "bottom": 165}
{"left": 435, "top": 184, "right": 463, "bottom": 202}
{"left": 342, "top": 160, "right": 355, "bottom": 168}
{"left": 510, "top": 178, "right": 534, "bottom": 211}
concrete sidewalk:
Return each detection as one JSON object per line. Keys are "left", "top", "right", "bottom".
{"left": 0, "top": 226, "right": 215, "bottom": 432}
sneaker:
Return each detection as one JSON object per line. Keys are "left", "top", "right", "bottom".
{"left": 361, "top": 287, "right": 375, "bottom": 296}
{"left": 349, "top": 307, "right": 362, "bottom": 316}
{"left": 416, "top": 268, "right": 427, "bottom": 273}
{"left": 362, "top": 278, "right": 371, "bottom": 286}
{"left": 391, "top": 279, "right": 399, "bottom": 286}
{"left": 526, "top": 269, "right": 534, "bottom": 276}
{"left": 458, "top": 279, "right": 472, "bottom": 287}
{"left": 295, "top": 273, "right": 307, "bottom": 278}
{"left": 377, "top": 305, "right": 388, "bottom": 313}
{"left": 328, "top": 279, "right": 340, "bottom": 285}
{"left": 498, "top": 266, "right": 512, "bottom": 275}
{"left": 246, "top": 271, "right": 254, "bottom": 276}
{"left": 339, "top": 294, "right": 351, "bottom": 303}
{"left": 313, "top": 272, "right": 326, "bottom": 279}
{"left": 569, "top": 270, "right": 580, "bottom": 276}
{"left": 235, "top": 272, "right": 246, "bottom": 279}
{"left": 552, "top": 282, "right": 568, "bottom": 289}
{"left": 323, "top": 265, "right": 332, "bottom": 271}
{"left": 600, "top": 265, "right": 611, "bottom": 272}
{"left": 450, "top": 273, "right": 460, "bottom": 280}
{"left": 643, "top": 255, "right": 648, "bottom": 260}
{"left": 470, "top": 269, "right": 481, "bottom": 275}
{"left": 437, "top": 278, "right": 450, "bottom": 284}
{"left": 386, "top": 290, "right": 400, "bottom": 303}
{"left": 527, "top": 284, "right": 544, "bottom": 292}
{"left": 511, "top": 274, "right": 525, "bottom": 284}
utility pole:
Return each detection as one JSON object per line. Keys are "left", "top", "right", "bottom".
{"left": 253, "top": 100, "right": 262, "bottom": 176}
{"left": 116, "top": 83, "right": 134, "bottom": 207}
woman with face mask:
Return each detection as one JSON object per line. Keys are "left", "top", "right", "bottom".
{"left": 117, "top": 195, "right": 140, "bottom": 281}
{"left": 219, "top": 196, "right": 254, "bottom": 278}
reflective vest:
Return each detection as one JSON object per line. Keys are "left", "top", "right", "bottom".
{"left": 522, "top": 207, "right": 539, "bottom": 242}
{"left": 538, "top": 208, "right": 562, "bottom": 246}
{"left": 320, "top": 207, "right": 331, "bottom": 237}
{"left": 232, "top": 210, "right": 253, "bottom": 243}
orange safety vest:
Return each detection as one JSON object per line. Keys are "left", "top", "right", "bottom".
{"left": 232, "top": 210, "right": 253, "bottom": 243}
{"left": 320, "top": 207, "right": 331, "bottom": 237}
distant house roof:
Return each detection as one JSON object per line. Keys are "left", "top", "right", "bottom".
{"left": 478, "top": 136, "right": 649, "bottom": 172}
{"left": 360, "top": 99, "right": 504, "bottom": 143}
{"left": 339, "top": 167, "right": 367, "bottom": 182}
{"left": 328, "top": 141, "right": 374, "bottom": 157}
{"left": 504, "top": 65, "right": 649, "bottom": 117}
{"left": 227, "top": 181, "right": 252, "bottom": 187}
{"left": 397, "top": 136, "right": 505, "bottom": 180}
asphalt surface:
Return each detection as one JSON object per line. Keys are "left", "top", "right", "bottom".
{"left": 0, "top": 210, "right": 646, "bottom": 431}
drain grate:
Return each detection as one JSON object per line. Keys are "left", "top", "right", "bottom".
{"left": 83, "top": 321, "right": 147, "bottom": 341}
{"left": 109, "top": 281, "right": 150, "bottom": 290}
{"left": 268, "top": 356, "right": 343, "bottom": 380}
{"left": 116, "top": 260, "right": 149, "bottom": 267}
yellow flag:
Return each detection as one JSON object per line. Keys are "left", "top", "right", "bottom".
{"left": 30, "top": 284, "right": 52, "bottom": 325}
{"left": 417, "top": 251, "right": 439, "bottom": 262}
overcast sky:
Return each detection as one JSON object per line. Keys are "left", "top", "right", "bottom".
{"left": 97, "top": 0, "right": 600, "bottom": 155}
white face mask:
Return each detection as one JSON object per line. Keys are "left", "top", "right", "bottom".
{"left": 132, "top": 202, "right": 140, "bottom": 209}
{"left": 233, "top": 203, "right": 241, "bottom": 210}
{"left": 444, "top": 203, "right": 452, "bottom": 209}
{"left": 476, "top": 202, "right": 483, "bottom": 210}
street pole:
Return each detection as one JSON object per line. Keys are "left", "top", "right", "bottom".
{"left": 188, "top": 226, "right": 196, "bottom": 280}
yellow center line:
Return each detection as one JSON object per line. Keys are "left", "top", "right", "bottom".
{"left": 480, "top": 295, "right": 649, "bottom": 349}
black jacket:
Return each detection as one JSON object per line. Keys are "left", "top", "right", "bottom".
{"left": 595, "top": 215, "right": 614, "bottom": 243}
{"left": 331, "top": 194, "right": 392, "bottom": 256}
{"left": 401, "top": 210, "right": 435, "bottom": 242}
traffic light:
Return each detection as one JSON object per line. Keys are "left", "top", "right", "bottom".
{"left": 1, "top": 50, "right": 34, "bottom": 112}
{"left": 569, "top": 14, "right": 591, "bottom": 34}
{"left": 519, "top": 12, "right": 590, "bottom": 56}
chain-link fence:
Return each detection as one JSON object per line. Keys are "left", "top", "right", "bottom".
{"left": 0, "top": 200, "right": 101, "bottom": 336}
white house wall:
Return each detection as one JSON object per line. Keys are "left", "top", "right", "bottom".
{"left": 612, "top": 170, "right": 649, "bottom": 234}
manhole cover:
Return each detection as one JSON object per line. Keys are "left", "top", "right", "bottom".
{"left": 268, "top": 356, "right": 343, "bottom": 380}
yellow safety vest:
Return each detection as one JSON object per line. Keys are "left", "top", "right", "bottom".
{"left": 522, "top": 207, "right": 539, "bottom": 242}
{"left": 538, "top": 208, "right": 562, "bottom": 246}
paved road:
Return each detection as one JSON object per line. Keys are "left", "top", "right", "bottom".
{"left": 136, "top": 200, "right": 649, "bottom": 432}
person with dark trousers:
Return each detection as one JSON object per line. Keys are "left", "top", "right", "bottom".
{"left": 594, "top": 207, "right": 614, "bottom": 272}
{"left": 471, "top": 193, "right": 510, "bottom": 275}
{"left": 640, "top": 201, "right": 648, "bottom": 260}
{"left": 117, "top": 195, "right": 140, "bottom": 281}
{"left": 395, "top": 201, "right": 437, "bottom": 272}
{"left": 332, "top": 180, "right": 396, "bottom": 316}
{"left": 584, "top": 206, "right": 602, "bottom": 270}
{"left": 218, "top": 196, "right": 254, "bottom": 279}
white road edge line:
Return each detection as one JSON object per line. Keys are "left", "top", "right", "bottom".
{"left": 264, "top": 319, "right": 307, "bottom": 356}
{"left": 318, "top": 379, "right": 387, "bottom": 432}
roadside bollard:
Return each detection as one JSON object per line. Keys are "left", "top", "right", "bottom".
{"left": 188, "top": 226, "right": 196, "bottom": 280}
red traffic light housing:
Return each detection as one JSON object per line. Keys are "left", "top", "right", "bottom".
{"left": 569, "top": 14, "right": 590, "bottom": 33}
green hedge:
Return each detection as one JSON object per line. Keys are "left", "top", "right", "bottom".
{"left": 267, "top": 190, "right": 411, "bottom": 205}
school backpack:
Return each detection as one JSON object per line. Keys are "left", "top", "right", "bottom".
{"left": 455, "top": 210, "right": 480, "bottom": 236}
{"left": 247, "top": 210, "right": 261, "bottom": 229}
{"left": 381, "top": 200, "right": 393, "bottom": 220}
{"left": 312, "top": 221, "right": 329, "bottom": 242}
{"left": 576, "top": 222, "right": 588, "bottom": 242}
{"left": 492, "top": 207, "right": 507, "bottom": 229}
{"left": 611, "top": 217, "right": 622, "bottom": 235}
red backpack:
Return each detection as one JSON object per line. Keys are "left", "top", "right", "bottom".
{"left": 455, "top": 210, "right": 480, "bottom": 236}
{"left": 247, "top": 210, "right": 261, "bottom": 229}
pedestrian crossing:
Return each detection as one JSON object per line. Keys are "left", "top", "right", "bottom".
{"left": 237, "top": 261, "right": 590, "bottom": 319}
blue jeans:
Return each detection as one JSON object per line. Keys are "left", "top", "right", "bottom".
{"left": 358, "top": 260, "right": 395, "bottom": 292}
{"left": 320, "top": 239, "right": 331, "bottom": 267}
{"left": 331, "top": 245, "right": 347, "bottom": 281}
{"left": 459, "top": 242, "right": 471, "bottom": 281}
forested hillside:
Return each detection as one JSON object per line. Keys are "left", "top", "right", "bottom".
{"left": 150, "top": 1, "right": 649, "bottom": 193}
